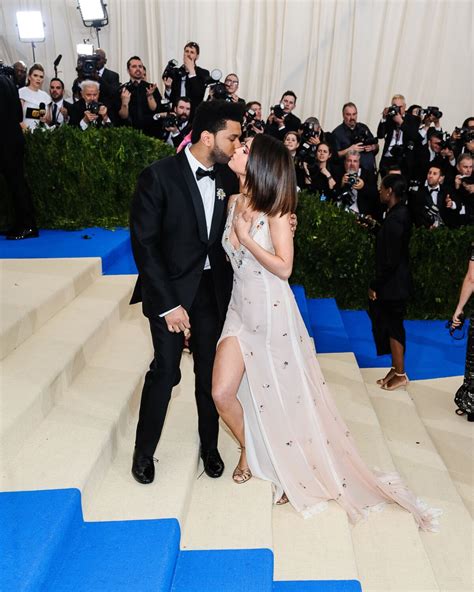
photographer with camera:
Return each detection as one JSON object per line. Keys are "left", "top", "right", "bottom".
{"left": 0, "top": 64, "right": 38, "bottom": 239}
{"left": 242, "top": 101, "right": 265, "bottom": 138}
{"left": 336, "top": 150, "right": 379, "bottom": 218}
{"left": 451, "top": 117, "right": 474, "bottom": 156}
{"left": 412, "top": 105, "right": 443, "bottom": 145}
{"left": 155, "top": 96, "right": 192, "bottom": 149}
{"left": 413, "top": 129, "right": 444, "bottom": 182}
{"left": 332, "top": 102, "right": 378, "bottom": 184}
{"left": 298, "top": 141, "right": 338, "bottom": 199}
{"left": 69, "top": 80, "right": 111, "bottom": 129}
{"left": 223, "top": 73, "right": 245, "bottom": 104}
{"left": 408, "top": 164, "right": 452, "bottom": 229}
{"left": 162, "top": 42, "right": 209, "bottom": 120}
{"left": 444, "top": 154, "right": 474, "bottom": 227}
{"left": 264, "top": 90, "right": 301, "bottom": 141}
{"left": 118, "top": 56, "right": 162, "bottom": 133}
{"left": 377, "top": 94, "right": 420, "bottom": 179}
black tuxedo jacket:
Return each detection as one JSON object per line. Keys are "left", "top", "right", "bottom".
{"left": 170, "top": 66, "right": 209, "bottom": 118}
{"left": 68, "top": 98, "right": 112, "bottom": 127}
{"left": 371, "top": 202, "right": 412, "bottom": 300}
{"left": 413, "top": 145, "right": 444, "bottom": 182}
{"left": 408, "top": 184, "right": 452, "bottom": 227}
{"left": 99, "top": 68, "right": 120, "bottom": 111}
{"left": 264, "top": 112, "right": 301, "bottom": 141}
{"left": 130, "top": 150, "right": 238, "bottom": 320}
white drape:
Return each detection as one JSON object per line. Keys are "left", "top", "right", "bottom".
{"left": 1, "top": 0, "right": 472, "bottom": 133}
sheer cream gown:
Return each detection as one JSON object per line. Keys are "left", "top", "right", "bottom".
{"left": 218, "top": 199, "right": 440, "bottom": 531}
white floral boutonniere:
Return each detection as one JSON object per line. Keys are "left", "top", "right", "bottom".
{"left": 217, "top": 188, "right": 226, "bottom": 201}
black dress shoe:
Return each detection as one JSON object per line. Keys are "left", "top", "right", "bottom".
{"left": 131, "top": 449, "right": 155, "bottom": 484}
{"left": 201, "top": 448, "right": 224, "bottom": 478}
{"left": 6, "top": 227, "right": 39, "bottom": 240}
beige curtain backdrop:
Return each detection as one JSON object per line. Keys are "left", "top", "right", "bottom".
{"left": 1, "top": 0, "right": 472, "bottom": 133}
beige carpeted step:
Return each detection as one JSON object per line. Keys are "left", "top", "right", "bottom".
{"left": 0, "top": 275, "right": 135, "bottom": 465}
{"left": 361, "top": 368, "right": 473, "bottom": 592}
{"left": 271, "top": 353, "right": 438, "bottom": 590}
{"left": 0, "top": 258, "right": 101, "bottom": 360}
{"left": 408, "top": 376, "right": 473, "bottom": 518}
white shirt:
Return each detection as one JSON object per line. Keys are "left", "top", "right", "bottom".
{"left": 385, "top": 127, "right": 404, "bottom": 157}
{"left": 425, "top": 181, "right": 440, "bottom": 205}
{"left": 159, "top": 144, "right": 216, "bottom": 318}
{"left": 50, "top": 98, "right": 67, "bottom": 125}
{"left": 19, "top": 87, "right": 51, "bottom": 130}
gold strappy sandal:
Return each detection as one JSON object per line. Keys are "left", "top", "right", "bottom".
{"left": 232, "top": 446, "right": 252, "bottom": 484}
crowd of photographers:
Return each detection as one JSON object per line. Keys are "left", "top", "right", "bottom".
{"left": 4, "top": 40, "right": 474, "bottom": 237}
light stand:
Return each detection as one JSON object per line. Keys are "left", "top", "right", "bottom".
{"left": 77, "top": 0, "right": 109, "bottom": 46}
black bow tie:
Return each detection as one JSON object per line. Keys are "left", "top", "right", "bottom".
{"left": 196, "top": 167, "right": 216, "bottom": 181}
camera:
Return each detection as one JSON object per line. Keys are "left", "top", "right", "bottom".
{"left": 337, "top": 189, "right": 355, "bottom": 208}
{"left": 0, "top": 61, "right": 14, "bottom": 78}
{"left": 352, "top": 128, "right": 378, "bottom": 147}
{"left": 386, "top": 104, "right": 401, "bottom": 118}
{"left": 242, "top": 109, "right": 264, "bottom": 135}
{"left": 162, "top": 59, "right": 186, "bottom": 80}
{"left": 271, "top": 103, "right": 286, "bottom": 119}
{"left": 439, "top": 132, "right": 457, "bottom": 151}
{"left": 422, "top": 106, "right": 443, "bottom": 120}
{"left": 422, "top": 203, "right": 442, "bottom": 228}
{"left": 301, "top": 121, "right": 319, "bottom": 142}
{"left": 345, "top": 172, "right": 359, "bottom": 187}
{"left": 297, "top": 142, "right": 317, "bottom": 164}
{"left": 205, "top": 69, "right": 232, "bottom": 101}
{"left": 455, "top": 127, "right": 474, "bottom": 144}
{"left": 77, "top": 54, "right": 100, "bottom": 77}
{"left": 161, "top": 113, "right": 178, "bottom": 128}
{"left": 86, "top": 101, "right": 102, "bottom": 114}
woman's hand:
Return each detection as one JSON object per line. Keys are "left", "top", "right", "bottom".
{"left": 368, "top": 288, "right": 377, "bottom": 301}
{"left": 452, "top": 307, "right": 464, "bottom": 327}
{"left": 233, "top": 210, "right": 252, "bottom": 245}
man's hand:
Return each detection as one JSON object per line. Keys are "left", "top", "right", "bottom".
{"left": 121, "top": 88, "right": 131, "bottom": 106}
{"left": 250, "top": 122, "right": 264, "bottom": 134}
{"left": 146, "top": 83, "right": 157, "bottom": 97}
{"left": 455, "top": 174, "right": 463, "bottom": 190}
{"left": 308, "top": 136, "right": 321, "bottom": 146}
{"left": 393, "top": 113, "right": 403, "bottom": 126}
{"left": 163, "top": 76, "right": 173, "bottom": 90}
{"left": 274, "top": 116, "right": 285, "bottom": 128}
{"left": 165, "top": 124, "right": 179, "bottom": 134}
{"left": 445, "top": 194, "right": 454, "bottom": 209}
{"left": 83, "top": 110, "right": 99, "bottom": 124}
{"left": 368, "top": 288, "right": 377, "bottom": 301}
{"left": 353, "top": 177, "right": 364, "bottom": 190}
{"left": 183, "top": 54, "right": 195, "bottom": 75}
{"left": 350, "top": 142, "right": 364, "bottom": 152}
{"left": 165, "top": 306, "right": 190, "bottom": 333}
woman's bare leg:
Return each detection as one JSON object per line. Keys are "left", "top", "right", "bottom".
{"left": 212, "top": 337, "right": 248, "bottom": 470}
{"left": 384, "top": 337, "right": 408, "bottom": 389}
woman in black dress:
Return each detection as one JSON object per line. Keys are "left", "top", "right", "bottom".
{"left": 452, "top": 245, "right": 474, "bottom": 421}
{"left": 368, "top": 174, "right": 413, "bottom": 390}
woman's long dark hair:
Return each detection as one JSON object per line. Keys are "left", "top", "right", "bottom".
{"left": 244, "top": 134, "right": 297, "bottom": 216}
{"left": 381, "top": 173, "right": 407, "bottom": 200}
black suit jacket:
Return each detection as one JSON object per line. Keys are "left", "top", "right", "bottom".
{"left": 99, "top": 68, "right": 120, "bottom": 112}
{"left": 68, "top": 98, "right": 112, "bottom": 127}
{"left": 413, "top": 145, "right": 444, "bottom": 182}
{"left": 129, "top": 150, "right": 238, "bottom": 320}
{"left": 377, "top": 113, "right": 420, "bottom": 176}
{"left": 264, "top": 112, "right": 301, "bottom": 141}
{"left": 408, "top": 184, "right": 452, "bottom": 227}
{"left": 170, "top": 66, "right": 209, "bottom": 118}
{"left": 371, "top": 202, "right": 413, "bottom": 300}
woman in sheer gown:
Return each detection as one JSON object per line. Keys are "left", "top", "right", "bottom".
{"left": 211, "top": 134, "right": 440, "bottom": 531}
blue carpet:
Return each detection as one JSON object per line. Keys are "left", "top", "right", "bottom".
{"left": 307, "top": 298, "right": 351, "bottom": 353}
{"left": 0, "top": 228, "right": 137, "bottom": 275}
{"left": 340, "top": 309, "right": 466, "bottom": 380}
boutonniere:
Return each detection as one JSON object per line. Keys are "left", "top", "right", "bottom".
{"left": 217, "top": 188, "right": 226, "bottom": 201}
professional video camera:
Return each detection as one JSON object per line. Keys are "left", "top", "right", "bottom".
{"left": 0, "top": 61, "right": 14, "bottom": 78}
{"left": 301, "top": 121, "right": 319, "bottom": 142}
{"left": 77, "top": 54, "right": 100, "bottom": 77}
{"left": 162, "top": 59, "right": 187, "bottom": 80}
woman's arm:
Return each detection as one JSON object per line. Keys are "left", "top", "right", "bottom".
{"left": 453, "top": 259, "right": 474, "bottom": 323}
{"left": 234, "top": 212, "right": 294, "bottom": 280}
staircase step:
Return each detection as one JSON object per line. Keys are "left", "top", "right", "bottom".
{"left": 0, "top": 275, "right": 135, "bottom": 465}
{"left": 307, "top": 299, "right": 351, "bottom": 353}
{"left": 407, "top": 376, "right": 473, "bottom": 517}
{"left": 171, "top": 549, "right": 274, "bottom": 592}
{"left": 361, "top": 368, "right": 473, "bottom": 591}
{"left": 273, "top": 581, "right": 362, "bottom": 591}
{"left": 0, "top": 258, "right": 101, "bottom": 360}
{"left": 0, "top": 303, "right": 151, "bottom": 500}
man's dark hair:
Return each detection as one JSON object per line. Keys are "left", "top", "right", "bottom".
{"left": 174, "top": 96, "right": 191, "bottom": 108}
{"left": 191, "top": 100, "right": 245, "bottom": 144}
{"left": 280, "top": 90, "right": 297, "bottom": 102}
{"left": 342, "top": 102, "right": 357, "bottom": 112}
{"left": 127, "top": 55, "right": 142, "bottom": 70}
{"left": 246, "top": 101, "right": 261, "bottom": 109}
{"left": 427, "top": 129, "right": 443, "bottom": 141}
{"left": 461, "top": 117, "right": 474, "bottom": 128}
{"left": 185, "top": 41, "right": 200, "bottom": 54}
{"left": 50, "top": 77, "right": 64, "bottom": 90}
{"left": 427, "top": 163, "right": 445, "bottom": 175}
{"left": 381, "top": 174, "right": 407, "bottom": 199}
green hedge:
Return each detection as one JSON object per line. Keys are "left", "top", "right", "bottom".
{"left": 2, "top": 128, "right": 472, "bottom": 318}
{"left": 292, "top": 191, "right": 474, "bottom": 319}
{"left": 1, "top": 125, "right": 173, "bottom": 229}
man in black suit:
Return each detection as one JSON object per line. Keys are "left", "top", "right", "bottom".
{"left": 129, "top": 100, "right": 245, "bottom": 484}
{"left": 163, "top": 42, "right": 209, "bottom": 121}
{"left": 95, "top": 49, "right": 120, "bottom": 113}
{"left": 408, "top": 164, "right": 452, "bottom": 228}
{"left": 47, "top": 78, "right": 72, "bottom": 127}
{"left": 377, "top": 94, "right": 420, "bottom": 179}
{"left": 0, "top": 72, "right": 37, "bottom": 239}
{"left": 68, "top": 80, "right": 112, "bottom": 129}
{"left": 413, "top": 129, "right": 444, "bottom": 182}
{"left": 264, "top": 90, "right": 301, "bottom": 141}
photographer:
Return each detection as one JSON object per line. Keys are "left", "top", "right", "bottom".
{"left": 336, "top": 150, "right": 379, "bottom": 218}
{"left": 242, "top": 101, "right": 265, "bottom": 138}
{"left": 162, "top": 42, "right": 209, "bottom": 119}
{"left": 377, "top": 94, "right": 420, "bottom": 179}
{"left": 445, "top": 154, "right": 474, "bottom": 227}
{"left": 451, "top": 117, "right": 474, "bottom": 156}
{"left": 411, "top": 105, "right": 443, "bottom": 145}
{"left": 118, "top": 56, "right": 162, "bottom": 133}
{"left": 264, "top": 90, "right": 301, "bottom": 141}
{"left": 332, "top": 102, "right": 378, "bottom": 183}
{"left": 223, "top": 73, "right": 245, "bottom": 104}
{"left": 69, "top": 80, "right": 111, "bottom": 129}
{"left": 299, "top": 141, "right": 337, "bottom": 199}
{"left": 156, "top": 96, "right": 192, "bottom": 148}
{"left": 0, "top": 67, "right": 38, "bottom": 239}
{"left": 408, "top": 164, "right": 452, "bottom": 229}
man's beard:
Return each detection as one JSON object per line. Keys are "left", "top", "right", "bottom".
{"left": 210, "top": 145, "right": 232, "bottom": 165}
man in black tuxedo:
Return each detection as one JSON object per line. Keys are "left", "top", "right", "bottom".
{"left": 377, "top": 94, "right": 420, "bottom": 179}
{"left": 129, "top": 100, "right": 244, "bottom": 484}
{"left": 408, "top": 164, "right": 452, "bottom": 228}
{"left": 163, "top": 42, "right": 209, "bottom": 121}
{"left": 264, "top": 91, "right": 301, "bottom": 141}
{"left": 47, "top": 78, "right": 72, "bottom": 127}
{"left": 413, "top": 129, "right": 444, "bottom": 182}
{"left": 156, "top": 97, "right": 192, "bottom": 148}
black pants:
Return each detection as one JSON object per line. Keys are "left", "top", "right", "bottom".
{"left": 135, "top": 271, "right": 223, "bottom": 456}
{"left": 1, "top": 143, "right": 36, "bottom": 230}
